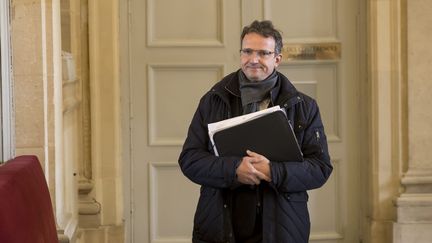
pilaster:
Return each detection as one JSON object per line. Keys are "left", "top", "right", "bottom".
{"left": 394, "top": 170, "right": 432, "bottom": 242}
{"left": 393, "top": 0, "right": 432, "bottom": 242}
{"left": 367, "top": 0, "right": 406, "bottom": 241}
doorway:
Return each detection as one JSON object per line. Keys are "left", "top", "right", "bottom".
{"left": 121, "top": 0, "right": 366, "bottom": 242}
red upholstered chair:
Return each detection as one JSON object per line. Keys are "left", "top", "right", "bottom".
{"left": 0, "top": 155, "right": 58, "bottom": 243}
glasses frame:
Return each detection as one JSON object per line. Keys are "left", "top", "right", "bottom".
{"left": 239, "top": 48, "right": 277, "bottom": 58}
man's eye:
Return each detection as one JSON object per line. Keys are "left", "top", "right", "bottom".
{"left": 259, "top": 51, "right": 271, "bottom": 56}
{"left": 243, "top": 49, "right": 253, "bottom": 55}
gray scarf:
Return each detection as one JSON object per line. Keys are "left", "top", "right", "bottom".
{"left": 239, "top": 70, "right": 278, "bottom": 114}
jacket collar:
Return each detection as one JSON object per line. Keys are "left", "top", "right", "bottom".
{"left": 223, "top": 71, "right": 241, "bottom": 97}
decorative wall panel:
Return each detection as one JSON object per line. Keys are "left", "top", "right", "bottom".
{"left": 309, "top": 160, "right": 342, "bottom": 242}
{"left": 149, "top": 162, "right": 199, "bottom": 243}
{"left": 279, "top": 63, "right": 340, "bottom": 141}
{"left": 148, "top": 64, "right": 223, "bottom": 146}
{"left": 264, "top": 0, "right": 337, "bottom": 40}
{"left": 147, "top": 0, "right": 224, "bottom": 46}
{"left": 292, "top": 80, "right": 317, "bottom": 99}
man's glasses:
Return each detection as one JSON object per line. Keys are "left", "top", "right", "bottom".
{"left": 240, "top": 48, "right": 276, "bottom": 58}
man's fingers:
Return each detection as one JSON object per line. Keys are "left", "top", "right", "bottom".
{"left": 244, "top": 166, "right": 262, "bottom": 185}
{"left": 246, "top": 150, "right": 258, "bottom": 157}
{"left": 248, "top": 166, "right": 261, "bottom": 184}
{"left": 250, "top": 167, "right": 270, "bottom": 183}
{"left": 250, "top": 175, "right": 260, "bottom": 185}
{"left": 246, "top": 150, "right": 268, "bottom": 163}
{"left": 255, "top": 170, "right": 271, "bottom": 182}
{"left": 237, "top": 157, "right": 270, "bottom": 185}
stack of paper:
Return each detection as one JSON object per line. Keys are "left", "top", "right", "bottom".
{"left": 208, "top": 106, "right": 303, "bottom": 162}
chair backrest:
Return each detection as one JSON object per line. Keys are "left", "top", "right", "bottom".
{"left": 0, "top": 155, "right": 58, "bottom": 243}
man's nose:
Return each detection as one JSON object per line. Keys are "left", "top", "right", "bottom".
{"left": 249, "top": 52, "right": 260, "bottom": 62}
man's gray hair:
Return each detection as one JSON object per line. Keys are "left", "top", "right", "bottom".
{"left": 241, "top": 20, "right": 283, "bottom": 54}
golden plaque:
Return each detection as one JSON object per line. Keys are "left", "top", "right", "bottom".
{"left": 282, "top": 42, "right": 341, "bottom": 61}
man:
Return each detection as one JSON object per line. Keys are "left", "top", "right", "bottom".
{"left": 179, "top": 20, "right": 332, "bottom": 243}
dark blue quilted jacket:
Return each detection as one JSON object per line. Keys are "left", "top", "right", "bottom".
{"left": 179, "top": 70, "right": 333, "bottom": 243}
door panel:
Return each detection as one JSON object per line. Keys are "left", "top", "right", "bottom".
{"left": 126, "top": 0, "right": 360, "bottom": 242}
{"left": 268, "top": 0, "right": 337, "bottom": 40}
{"left": 281, "top": 64, "right": 340, "bottom": 141}
{"left": 148, "top": 64, "right": 224, "bottom": 146}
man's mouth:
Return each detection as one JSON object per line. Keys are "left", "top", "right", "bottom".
{"left": 247, "top": 65, "right": 262, "bottom": 70}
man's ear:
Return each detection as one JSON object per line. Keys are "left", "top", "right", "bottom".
{"left": 274, "top": 54, "right": 282, "bottom": 67}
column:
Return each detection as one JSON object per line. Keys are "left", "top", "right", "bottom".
{"left": 393, "top": 1, "right": 432, "bottom": 242}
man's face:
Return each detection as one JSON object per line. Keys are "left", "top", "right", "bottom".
{"left": 240, "top": 33, "right": 282, "bottom": 82}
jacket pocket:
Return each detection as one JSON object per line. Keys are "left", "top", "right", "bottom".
{"left": 314, "top": 128, "right": 324, "bottom": 154}
{"left": 193, "top": 187, "right": 225, "bottom": 242}
{"left": 301, "top": 127, "right": 325, "bottom": 156}
{"left": 277, "top": 192, "right": 311, "bottom": 235}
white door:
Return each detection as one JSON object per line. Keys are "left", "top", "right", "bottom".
{"left": 124, "top": 0, "right": 362, "bottom": 242}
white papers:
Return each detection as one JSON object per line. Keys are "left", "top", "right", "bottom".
{"left": 208, "top": 105, "right": 283, "bottom": 156}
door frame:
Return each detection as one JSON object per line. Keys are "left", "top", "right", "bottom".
{"left": 119, "top": 0, "right": 133, "bottom": 242}
{"left": 0, "top": 0, "right": 14, "bottom": 162}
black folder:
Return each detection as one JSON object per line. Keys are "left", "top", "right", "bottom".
{"left": 212, "top": 110, "right": 304, "bottom": 162}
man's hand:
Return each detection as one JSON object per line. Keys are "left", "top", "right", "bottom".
{"left": 246, "top": 150, "right": 271, "bottom": 182}
{"left": 236, "top": 150, "right": 271, "bottom": 185}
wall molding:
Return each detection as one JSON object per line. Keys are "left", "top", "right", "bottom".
{"left": 147, "top": 63, "right": 224, "bottom": 146}
{"left": 147, "top": 0, "right": 224, "bottom": 47}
